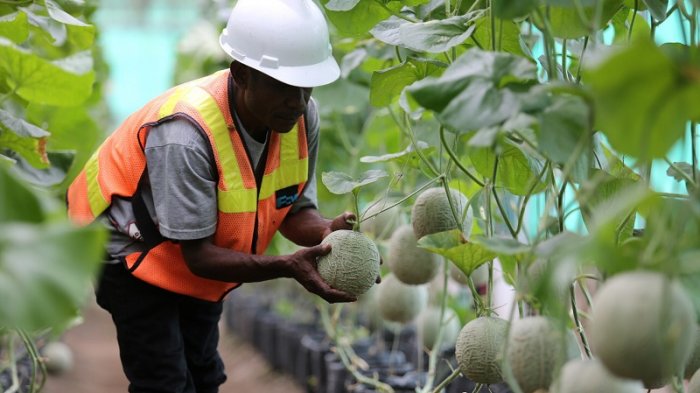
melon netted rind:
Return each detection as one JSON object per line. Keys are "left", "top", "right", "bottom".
{"left": 388, "top": 224, "right": 440, "bottom": 285}
{"left": 418, "top": 306, "right": 461, "bottom": 351}
{"left": 685, "top": 326, "right": 700, "bottom": 379}
{"left": 377, "top": 273, "right": 428, "bottom": 323}
{"left": 689, "top": 369, "right": 700, "bottom": 393}
{"left": 506, "top": 316, "right": 568, "bottom": 393}
{"left": 362, "top": 200, "right": 403, "bottom": 240}
{"left": 589, "top": 271, "right": 696, "bottom": 385}
{"left": 549, "top": 359, "right": 643, "bottom": 393}
{"left": 411, "top": 187, "right": 472, "bottom": 240}
{"left": 317, "top": 230, "right": 381, "bottom": 297}
{"left": 455, "top": 316, "right": 509, "bottom": 384}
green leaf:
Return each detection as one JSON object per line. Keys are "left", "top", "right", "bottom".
{"left": 492, "top": 0, "right": 538, "bottom": 19}
{"left": 45, "top": 0, "right": 89, "bottom": 27}
{"left": 0, "top": 39, "right": 95, "bottom": 106}
{"left": 0, "top": 165, "right": 44, "bottom": 223}
{"left": 370, "top": 16, "right": 409, "bottom": 46}
{"left": 418, "top": 229, "right": 496, "bottom": 275}
{"left": 341, "top": 48, "right": 367, "bottom": 78}
{"left": 322, "top": 169, "right": 388, "bottom": 194}
{"left": 12, "top": 150, "right": 74, "bottom": 187}
{"left": 0, "top": 222, "right": 106, "bottom": 330}
{"left": 407, "top": 48, "right": 537, "bottom": 131}
{"left": 399, "top": 12, "right": 481, "bottom": 53}
{"left": 469, "top": 141, "right": 547, "bottom": 196}
{"left": 471, "top": 17, "right": 528, "bottom": 57}
{"left": 579, "top": 170, "right": 639, "bottom": 242}
{"left": 360, "top": 141, "right": 435, "bottom": 167}
{"left": 0, "top": 11, "right": 29, "bottom": 43}
{"left": 370, "top": 57, "right": 445, "bottom": 107}
{"left": 642, "top": 0, "right": 668, "bottom": 21}
{"left": 324, "top": 0, "right": 394, "bottom": 37}
{"left": 584, "top": 39, "right": 695, "bottom": 160}
{"left": 0, "top": 109, "right": 50, "bottom": 168}
{"left": 325, "top": 0, "right": 361, "bottom": 11}
{"left": 535, "top": 0, "right": 625, "bottom": 39}
{"left": 538, "top": 95, "right": 591, "bottom": 180}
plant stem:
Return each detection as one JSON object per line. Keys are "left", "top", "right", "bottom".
{"left": 693, "top": 123, "right": 698, "bottom": 184}
{"left": 490, "top": 0, "right": 496, "bottom": 51}
{"left": 665, "top": 158, "right": 696, "bottom": 187}
{"left": 431, "top": 368, "right": 461, "bottom": 393}
{"left": 360, "top": 176, "right": 443, "bottom": 224}
{"left": 352, "top": 189, "right": 361, "bottom": 232}
{"left": 439, "top": 127, "right": 485, "bottom": 187}
{"left": 388, "top": 108, "right": 441, "bottom": 178}
{"left": 490, "top": 156, "right": 517, "bottom": 238}
{"left": 628, "top": 0, "right": 639, "bottom": 42}
{"left": 570, "top": 282, "right": 593, "bottom": 358}
{"left": 420, "top": 259, "right": 451, "bottom": 393}
{"left": 500, "top": 297, "right": 524, "bottom": 393}
{"left": 515, "top": 160, "right": 550, "bottom": 235}
{"left": 562, "top": 39, "right": 569, "bottom": 81}
{"left": 372, "top": 0, "right": 418, "bottom": 22}
{"left": 575, "top": 36, "right": 589, "bottom": 84}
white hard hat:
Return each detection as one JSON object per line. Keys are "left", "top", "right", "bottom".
{"left": 219, "top": 0, "right": 340, "bottom": 88}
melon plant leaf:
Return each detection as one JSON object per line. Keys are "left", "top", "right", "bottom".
{"left": 0, "top": 166, "right": 44, "bottom": 223}
{"left": 0, "top": 39, "right": 95, "bottom": 106}
{"left": 0, "top": 109, "right": 50, "bottom": 168}
{"left": 0, "top": 11, "right": 29, "bottom": 43}
{"left": 324, "top": 0, "right": 395, "bottom": 37}
{"left": 469, "top": 141, "right": 547, "bottom": 196}
{"left": 0, "top": 222, "right": 106, "bottom": 330}
{"left": 642, "top": 0, "right": 668, "bottom": 21}
{"left": 22, "top": 5, "right": 67, "bottom": 45}
{"left": 533, "top": 0, "right": 625, "bottom": 39}
{"left": 370, "top": 57, "right": 445, "bottom": 107}
{"left": 398, "top": 12, "right": 482, "bottom": 53}
{"left": 322, "top": 169, "right": 388, "bottom": 195}
{"left": 325, "top": 0, "right": 361, "bottom": 11}
{"left": 418, "top": 230, "right": 497, "bottom": 275}
{"left": 578, "top": 169, "right": 639, "bottom": 242}
{"left": 370, "top": 16, "right": 409, "bottom": 46}
{"left": 12, "top": 150, "right": 74, "bottom": 187}
{"left": 341, "top": 48, "right": 367, "bottom": 78}
{"left": 45, "top": 0, "right": 89, "bottom": 26}
{"left": 471, "top": 17, "right": 529, "bottom": 57}
{"left": 492, "top": 0, "right": 538, "bottom": 19}
{"left": 360, "top": 141, "right": 435, "bottom": 168}
{"left": 0, "top": 154, "right": 15, "bottom": 168}
{"left": 584, "top": 39, "right": 697, "bottom": 160}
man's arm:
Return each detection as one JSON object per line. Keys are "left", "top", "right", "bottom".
{"left": 278, "top": 207, "right": 355, "bottom": 247}
{"left": 180, "top": 237, "right": 356, "bottom": 303}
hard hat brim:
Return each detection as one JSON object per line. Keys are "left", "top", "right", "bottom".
{"left": 259, "top": 55, "right": 341, "bottom": 88}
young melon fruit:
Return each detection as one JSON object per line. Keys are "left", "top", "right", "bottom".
{"left": 377, "top": 273, "right": 428, "bottom": 323}
{"left": 685, "top": 325, "right": 700, "bottom": 379}
{"left": 450, "top": 263, "right": 489, "bottom": 287}
{"left": 589, "top": 271, "right": 696, "bottom": 385}
{"left": 362, "top": 200, "right": 403, "bottom": 240}
{"left": 41, "top": 341, "right": 74, "bottom": 375}
{"left": 411, "top": 187, "right": 472, "bottom": 240}
{"left": 455, "top": 316, "right": 509, "bottom": 385}
{"left": 387, "top": 224, "right": 440, "bottom": 285}
{"left": 506, "top": 316, "right": 570, "bottom": 393}
{"left": 418, "top": 306, "right": 461, "bottom": 351}
{"left": 317, "top": 230, "right": 381, "bottom": 297}
{"left": 689, "top": 369, "right": 700, "bottom": 393}
{"left": 550, "top": 359, "right": 643, "bottom": 393}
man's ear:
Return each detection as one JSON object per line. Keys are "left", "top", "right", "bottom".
{"left": 229, "top": 62, "right": 250, "bottom": 89}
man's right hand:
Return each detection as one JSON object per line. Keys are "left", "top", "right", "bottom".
{"left": 286, "top": 244, "right": 357, "bottom": 304}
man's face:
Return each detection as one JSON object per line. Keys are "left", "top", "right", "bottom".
{"left": 243, "top": 68, "right": 312, "bottom": 133}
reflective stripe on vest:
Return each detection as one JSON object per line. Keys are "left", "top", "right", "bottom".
{"left": 67, "top": 69, "right": 308, "bottom": 301}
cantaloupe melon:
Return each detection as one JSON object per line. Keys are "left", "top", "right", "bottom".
{"left": 411, "top": 187, "right": 472, "bottom": 240}
{"left": 450, "top": 263, "right": 489, "bottom": 287}
{"left": 589, "top": 271, "right": 696, "bottom": 385}
{"left": 550, "top": 359, "right": 643, "bottom": 393}
{"left": 689, "top": 369, "right": 700, "bottom": 393}
{"left": 42, "top": 341, "right": 74, "bottom": 375}
{"left": 418, "top": 306, "right": 461, "bottom": 351}
{"left": 455, "top": 316, "right": 509, "bottom": 384}
{"left": 317, "top": 230, "right": 381, "bottom": 296}
{"left": 387, "top": 224, "right": 441, "bottom": 285}
{"left": 377, "top": 273, "right": 428, "bottom": 323}
{"left": 362, "top": 200, "right": 403, "bottom": 240}
{"left": 506, "top": 316, "right": 570, "bottom": 393}
{"left": 686, "top": 326, "right": 700, "bottom": 379}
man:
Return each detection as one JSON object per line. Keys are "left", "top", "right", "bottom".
{"left": 66, "top": 0, "right": 359, "bottom": 391}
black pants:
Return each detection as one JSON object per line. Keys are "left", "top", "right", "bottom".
{"left": 96, "top": 263, "right": 227, "bottom": 393}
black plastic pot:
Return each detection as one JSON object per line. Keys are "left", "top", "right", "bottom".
{"left": 298, "top": 332, "right": 331, "bottom": 393}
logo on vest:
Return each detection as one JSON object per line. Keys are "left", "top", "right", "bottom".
{"left": 275, "top": 185, "right": 299, "bottom": 209}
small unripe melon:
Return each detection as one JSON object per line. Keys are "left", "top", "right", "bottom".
{"left": 506, "top": 316, "right": 569, "bottom": 393}
{"left": 589, "top": 271, "right": 696, "bottom": 385}
{"left": 685, "top": 326, "right": 700, "bottom": 379}
{"left": 377, "top": 273, "right": 428, "bottom": 323}
{"left": 418, "top": 306, "right": 461, "bottom": 351}
{"left": 317, "top": 230, "right": 381, "bottom": 296}
{"left": 550, "top": 359, "right": 643, "bottom": 393}
{"left": 450, "top": 264, "right": 488, "bottom": 287}
{"left": 387, "top": 224, "right": 441, "bottom": 285}
{"left": 689, "top": 369, "right": 700, "bottom": 393}
{"left": 42, "top": 341, "right": 74, "bottom": 375}
{"left": 411, "top": 187, "right": 472, "bottom": 240}
{"left": 455, "top": 316, "right": 509, "bottom": 384}
{"left": 362, "top": 200, "right": 403, "bottom": 240}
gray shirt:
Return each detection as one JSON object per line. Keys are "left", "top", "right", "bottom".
{"left": 104, "top": 97, "right": 320, "bottom": 261}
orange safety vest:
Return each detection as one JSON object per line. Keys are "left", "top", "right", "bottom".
{"left": 67, "top": 69, "right": 308, "bottom": 302}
